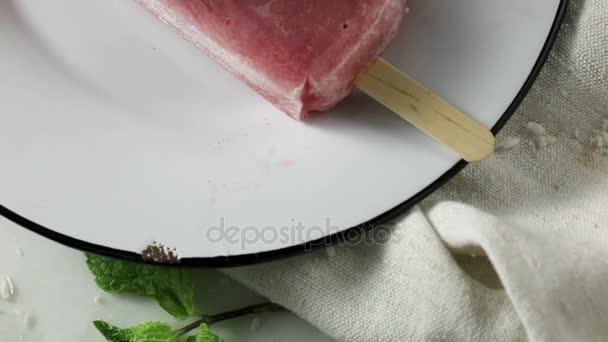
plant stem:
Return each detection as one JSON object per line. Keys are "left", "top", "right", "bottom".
{"left": 177, "top": 303, "right": 284, "bottom": 336}
{"left": 177, "top": 318, "right": 207, "bottom": 336}
{"left": 206, "top": 303, "right": 283, "bottom": 325}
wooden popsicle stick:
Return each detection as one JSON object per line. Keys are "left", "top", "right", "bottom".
{"left": 356, "top": 58, "right": 495, "bottom": 162}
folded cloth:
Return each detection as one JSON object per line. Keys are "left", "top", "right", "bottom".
{"left": 225, "top": 1, "right": 608, "bottom": 341}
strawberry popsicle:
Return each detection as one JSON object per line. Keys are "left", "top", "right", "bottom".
{"left": 137, "top": 0, "right": 407, "bottom": 119}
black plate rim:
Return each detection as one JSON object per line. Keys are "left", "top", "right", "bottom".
{"left": 0, "top": 0, "right": 570, "bottom": 267}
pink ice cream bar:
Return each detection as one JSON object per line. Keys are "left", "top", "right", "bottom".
{"left": 137, "top": 0, "right": 407, "bottom": 119}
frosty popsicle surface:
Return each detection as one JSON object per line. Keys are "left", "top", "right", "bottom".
{"left": 137, "top": 0, "right": 407, "bottom": 119}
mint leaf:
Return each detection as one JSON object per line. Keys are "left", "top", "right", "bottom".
{"left": 93, "top": 320, "right": 178, "bottom": 342}
{"left": 185, "top": 323, "right": 225, "bottom": 342}
{"left": 86, "top": 254, "right": 195, "bottom": 319}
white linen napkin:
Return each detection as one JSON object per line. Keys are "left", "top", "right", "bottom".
{"left": 224, "top": 1, "right": 608, "bottom": 341}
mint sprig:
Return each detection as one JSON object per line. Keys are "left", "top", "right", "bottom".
{"left": 86, "top": 254, "right": 195, "bottom": 319}
{"left": 86, "top": 254, "right": 284, "bottom": 342}
{"left": 93, "top": 320, "right": 178, "bottom": 342}
{"left": 93, "top": 320, "right": 226, "bottom": 342}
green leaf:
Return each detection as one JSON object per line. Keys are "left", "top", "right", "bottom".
{"left": 86, "top": 254, "right": 195, "bottom": 319}
{"left": 185, "top": 324, "right": 225, "bottom": 342}
{"left": 93, "top": 320, "right": 178, "bottom": 342}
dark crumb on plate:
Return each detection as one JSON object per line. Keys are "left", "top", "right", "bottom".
{"left": 142, "top": 243, "right": 180, "bottom": 264}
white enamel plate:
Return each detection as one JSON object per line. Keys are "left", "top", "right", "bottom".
{"left": 0, "top": 0, "right": 568, "bottom": 265}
